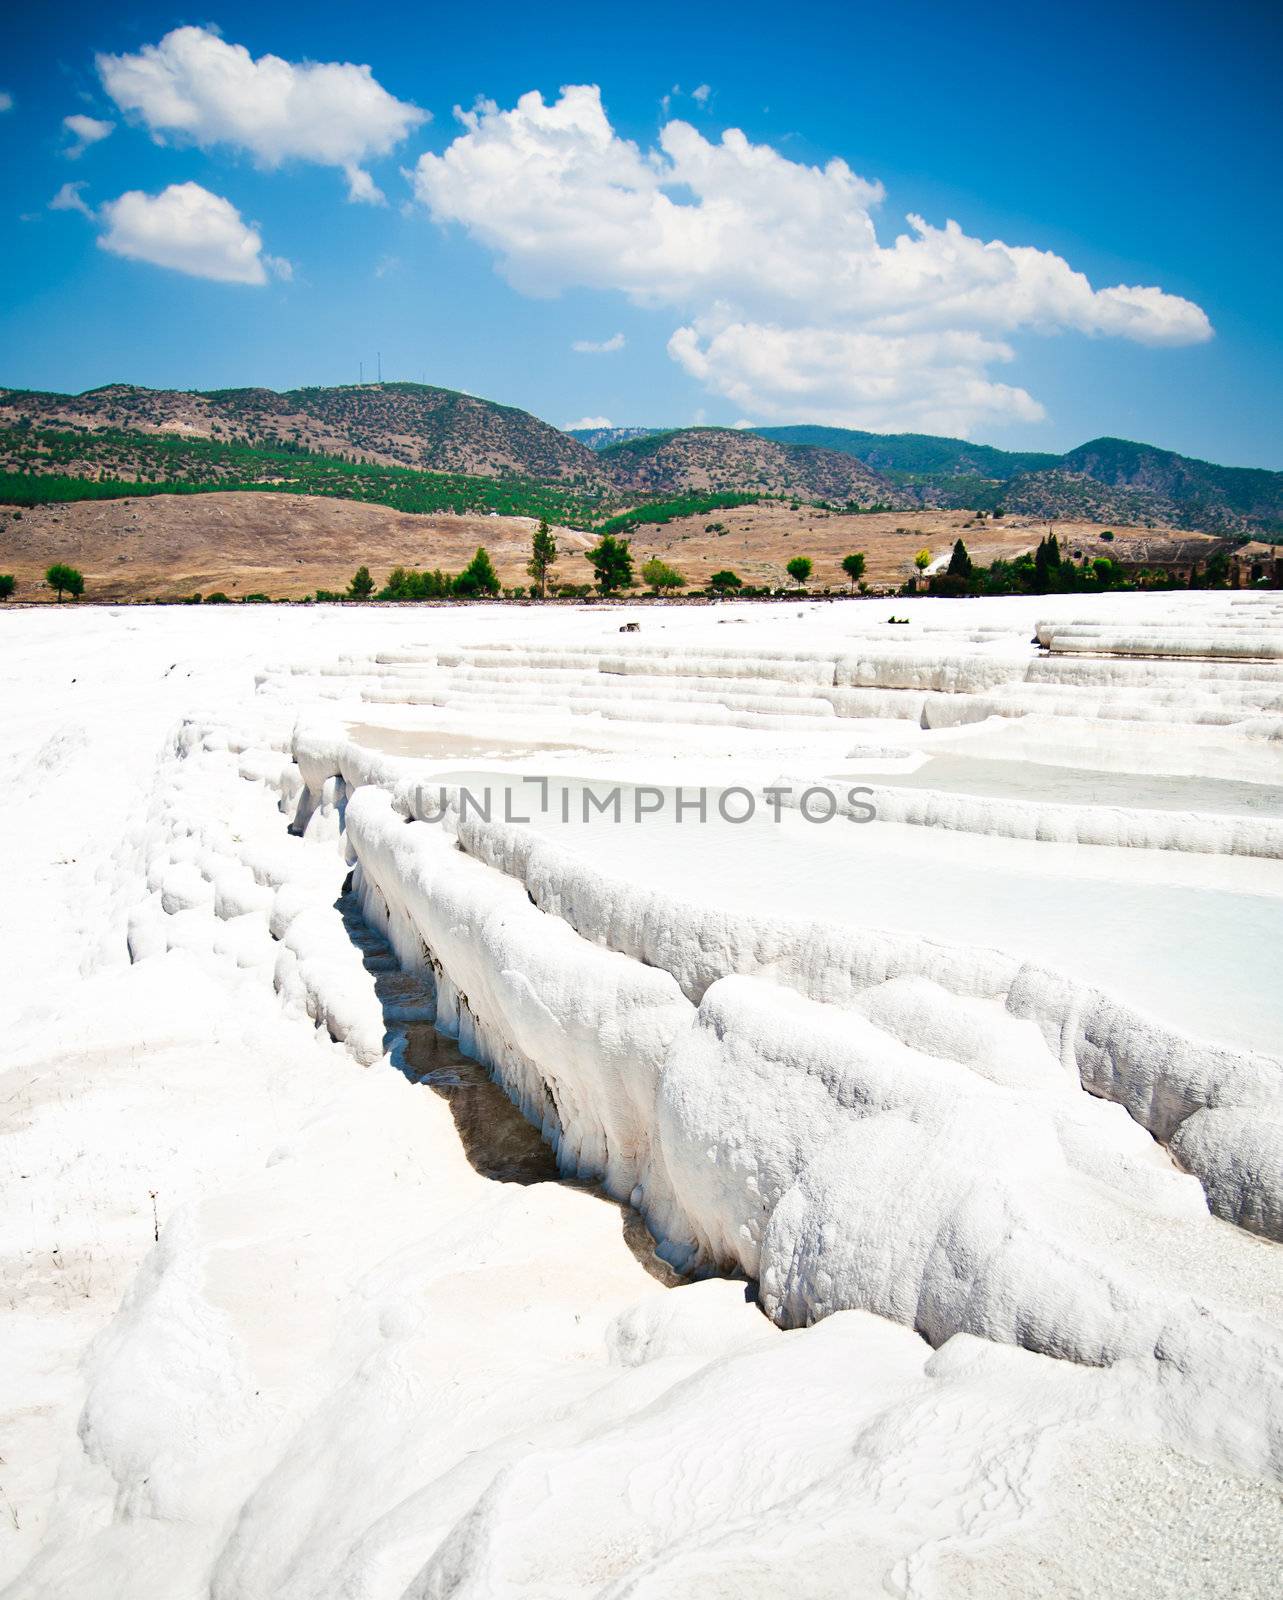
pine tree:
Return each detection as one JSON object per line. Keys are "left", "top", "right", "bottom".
{"left": 946, "top": 539, "right": 973, "bottom": 579}
{"left": 45, "top": 563, "right": 84, "bottom": 602}
{"left": 454, "top": 546, "right": 501, "bottom": 597}
{"left": 587, "top": 534, "right": 634, "bottom": 596}
{"left": 527, "top": 517, "right": 558, "bottom": 598}
{"left": 1033, "top": 537, "right": 1052, "bottom": 591}
{"left": 841, "top": 553, "right": 866, "bottom": 592}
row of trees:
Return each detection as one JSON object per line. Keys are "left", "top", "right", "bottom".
{"left": 339, "top": 545, "right": 504, "bottom": 603}
{"left": 920, "top": 535, "right": 1238, "bottom": 598}
{"left": 336, "top": 527, "right": 872, "bottom": 603}
{"left": 0, "top": 564, "right": 84, "bottom": 602}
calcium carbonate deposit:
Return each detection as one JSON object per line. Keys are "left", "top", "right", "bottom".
{"left": 3, "top": 590, "right": 1283, "bottom": 1598}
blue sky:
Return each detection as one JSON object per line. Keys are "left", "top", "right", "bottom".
{"left": 1, "top": 0, "right": 1280, "bottom": 466}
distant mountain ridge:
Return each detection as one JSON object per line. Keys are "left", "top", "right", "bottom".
{"left": 1, "top": 384, "right": 1279, "bottom": 537}
{"left": 755, "top": 425, "right": 1283, "bottom": 536}
{"left": 566, "top": 425, "right": 662, "bottom": 450}
{"left": 754, "top": 426, "right": 1061, "bottom": 482}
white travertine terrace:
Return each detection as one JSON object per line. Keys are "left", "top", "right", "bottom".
{"left": 5, "top": 591, "right": 1283, "bottom": 1597}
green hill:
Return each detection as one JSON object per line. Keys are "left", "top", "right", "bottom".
{"left": 754, "top": 425, "right": 1059, "bottom": 482}
{"left": 755, "top": 425, "right": 1283, "bottom": 535}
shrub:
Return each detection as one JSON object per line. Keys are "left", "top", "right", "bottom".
{"left": 786, "top": 556, "right": 812, "bottom": 585}
{"left": 841, "top": 552, "right": 866, "bottom": 592}
{"left": 0, "top": 574, "right": 15, "bottom": 600}
{"left": 642, "top": 557, "right": 686, "bottom": 594}
{"left": 379, "top": 566, "right": 454, "bottom": 600}
{"left": 708, "top": 569, "right": 743, "bottom": 594}
{"left": 45, "top": 562, "right": 84, "bottom": 601}
{"left": 204, "top": 591, "right": 231, "bottom": 603}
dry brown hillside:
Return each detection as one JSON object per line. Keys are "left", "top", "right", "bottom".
{"left": 0, "top": 494, "right": 591, "bottom": 602}
{"left": 0, "top": 491, "right": 1211, "bottom": 603}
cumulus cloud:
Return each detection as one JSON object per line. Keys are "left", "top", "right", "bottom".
{"left": 572, "top": 332, "right": 625, "bottom": 353}
{"left": 63, "top": 113, "right": 114, "bottom": 158}
{"left": 565, "top": 415, "right": 612, "bottom": 429}
{"left": 669, "top": 320, "right": 1046, "bottom": 434}
{"left": 412, "top": 86, "right": 1212, "bottom": 431}
{"left": 691, "top": 84, "right": 712, "bottom": 106}
{"left": 97, "top": 26, "right": 425, "bottom": 203}
{"left": 97, "top": 182, "right": 289, "bottom": 284}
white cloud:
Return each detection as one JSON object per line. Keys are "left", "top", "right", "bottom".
{"left": 691, "top": 84, "right": 711, "bottom": 106}
{"left": 412, "top": 86, "right": 1212, "bottom": 432}
{"left": 565, "top": 415, "right": 612, "bottom": 429}
{"left": 343, "top": 165, "right": 385, "bottom": 204}
{"left": 0, "top": 91, "right": 13, "bottom": 113}
{"left": 669, "top": 320, "right": 1046, "bottom": 434}
{"left": 50, "top": 181, "right": 94, "bottom": 218}
{"left": 572, "top": 332, "right": 625, "bottom": 353}
{"left": 97, "top": 26, "right": 425, "bottom": 203}
{"left": 97, "top": 182, "right": 288, "bottom": 284}
{"left": 63, "top": 113, "right": 114, "bottom": 158}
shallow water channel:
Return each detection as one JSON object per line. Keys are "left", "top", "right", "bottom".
{"left": 340, "top": 889, "right": 684, "bottom": 1286}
